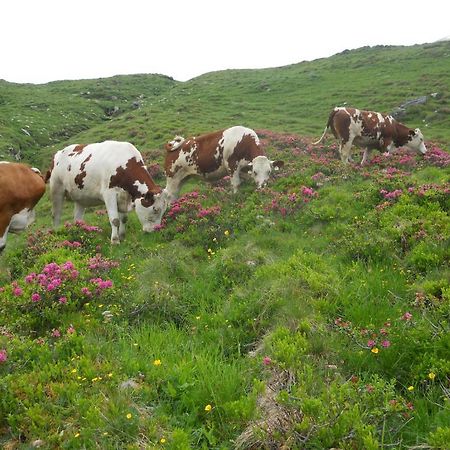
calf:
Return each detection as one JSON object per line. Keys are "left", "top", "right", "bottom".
{"left": 164, "top": 126, "right": 284, "bottom": 201}
{"left": 314, "top": 107, "right": 427, "bottom": 164}
{"left": 46, "top": 141, "right": 168, "bottom": 243}
{"left": 0, "top": 162, "right": 46, "bottom": 252}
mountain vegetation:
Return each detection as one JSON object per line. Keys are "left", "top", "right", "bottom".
{"left": 0, "top": 42, "right": 449, "bottom": 449}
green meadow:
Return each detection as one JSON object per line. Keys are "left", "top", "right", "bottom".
{"left": 0, "top": 42, "right": 449, "bottom": 449}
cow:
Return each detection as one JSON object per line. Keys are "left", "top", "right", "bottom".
{"left": 46, "top": 141, "right": 168, "bottom": 243}
{"left": 0, "top": 162, "right": 46, "bottom": 253}
{"left": 164, "top": 126, "right": 284, "bottom": 202}
{"left": 313, "top": 107, "right": 427, "bottom": 164}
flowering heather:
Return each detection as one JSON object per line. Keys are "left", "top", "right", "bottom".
{"left": 154, "top": 191, "right": 220, "bottom": 233}
{"left": 423, "top": 146, "right": 450, "bottom": 167}
{"left": 88, "top": 254, "right": 119, "bottom": 272}
{"left": 64, "top": 220, "right": 102, "bottom": 233}
{"left": 266, "top": 185, "right": 318, "bottom": 216}
{"left": 380, "top": 189, "right": 403, "bottom": 200}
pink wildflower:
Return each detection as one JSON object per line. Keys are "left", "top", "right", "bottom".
{"left": 31, "top": 292, "right": 41, "bottom": 302}
{"left": 52, "top": 329, "right": 61, "bottom": 338}
{"left": 13, "top": 287, "right": 23, "bottom": 297}
{"left": 59, "top": 296, "right": 67, "bottom": 304}
{"left": 367, "top": 340, "right": 376, "bottom": 348}
{"left": 381, "top": 340, "right": 391, "bottom": 348}
{"left": 263, "top": 356, "right": 272, "bottom": 366}
{"left": 0, "top": 349, "right": 7, "bottom": 363}
{"left": 67, "top": 325, "right": 75, "bottom": 335}
{"left": 401, "top": 312, "right": 412, "bottom": 321}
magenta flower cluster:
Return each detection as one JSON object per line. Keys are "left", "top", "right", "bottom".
{"left": 64, "top": 220, "right": 102, "bottom": 233}
{"left": 266, "top": 185, "right": 318, "bottom": 217}
{"left": 155, "top": 191, "right": 221, "bottom": 231}
{"left": 5, "top": 260, "right": 114, "bottom": 306}
{"left": 380, "top": 189, "right": 403, "bottom": 200}
{"left": 88, "top": 254, "right": 119, "bottom": 272}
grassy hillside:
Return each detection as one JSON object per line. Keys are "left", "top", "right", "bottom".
{"left": 0, "top": 74, "right": 177, "bottom": 163}
{"left": 0, "top": 43, "right": 449, "bottom": 449}
{"left": 1, "top": 42, "right": 449, "bottom": 168}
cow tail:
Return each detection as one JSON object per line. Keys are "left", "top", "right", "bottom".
{"left": 313, "top": 125, "right": 329, "bottom": 145}
{"left": 313, "top": 108, "right": 339, "bottom": 145}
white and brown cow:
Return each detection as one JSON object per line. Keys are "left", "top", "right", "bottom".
{"left": 46, "top": 141, "right": 168, "bottom": 243}
{"left": 164, "top": 126, "right": 283, "bottom": 201}
{"left": 0, "top": 162, "right": 46, "bottom": 253}
{"left": 314, "top": 107, "right": 427, "bottom": 164}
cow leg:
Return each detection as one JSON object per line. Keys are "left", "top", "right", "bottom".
{"left": 50, "top": 187, "right": 65, "bottom": 227}
{"left": 339, "top": 141, "right": 353, "bottom": 164}
{"left": 165, "top": 175, "right": 184, "bottom": 203}
{"left": 119, "top": 213, "right": 127, "bottom": 241}
{"left": 103, "top": 193, "right": 121, "bottom": 244}
{"left": 230, "top": 169, "right": 241, "bottom": 193}
{"left": 361, "top": 148, "right": 370, "bottom": 165}
{"left": 73, "top": 203, "right": 85, "bottom": 222}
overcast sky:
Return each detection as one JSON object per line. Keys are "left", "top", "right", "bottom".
{"left": 2, "top": 0, "right": 447, "bottom": 84}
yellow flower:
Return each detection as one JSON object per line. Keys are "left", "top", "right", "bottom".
{"left": 74, "top": 433, "right": 80, "bottom": 438}
{"left": 107, "top": 372, "right": 113, "bottom": 378}
{"left": 407, "top": 385, "right": 414, "bottom": 391}
{"left": 371, "top": 347, "right": 379, "bottom": 354}
{"left": 204, "top": 404, "right": 212, "bottom": 412}
{"left": 428, "top": 372, "right": 436, "bottom": 380}
{"left": 71, "top": 368, "right": 77, "bottom": 373}
{"left": 126, "top": 413, "right": 132, "bottom": 419}
{"left": 153, "top": 359, "right": 162, "bottom": 366}
{"left": 160, "top": 438, "right": 166, "bottom": 444}
{"left": 224, "top": 230, "right": 230, "bottom": 236}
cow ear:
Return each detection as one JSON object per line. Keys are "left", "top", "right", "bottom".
{"left": 271, "top": 160, "right": 284, "bottom": 171}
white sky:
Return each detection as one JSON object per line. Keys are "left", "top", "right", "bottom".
{"left": 2, "top": 0, "right": 448, "bottom": 84}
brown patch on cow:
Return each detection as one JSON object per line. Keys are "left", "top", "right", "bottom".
{"left": 140, "top": 192, "right": 156, "bottom": 207}
{"left": 328, "top": 108, "right": 351, "bottom": 143}
{"left": 69, "top": 144, "right": 87, "bottom": 157}
{"left": 74, "top": 154, "right": 92, "bottom": 189}
{"left": 227, "top": 132, "right": 263, "bottom": 173}
{"left": 165, "top": 131, "right": 224, "bottom": 176}
{"left": 109, "top": 157, "right": 161, "bottom": 201}
{"left": 44, "top": 158, "right": 55, "bottom": 183}
{"left": 0, "top": 163, "right": 46, "bottom": 236}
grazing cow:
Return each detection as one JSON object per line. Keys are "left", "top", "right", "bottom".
{"left": 46, "top": 141, "right": 168, "bottom": 243}
{"left": 0, "top": 162, "right": 46, "bottom": 253}
{"left": 314, "top": 107, "right": 427, "bottom": 164}
{"left": 164, "top": 126, "right": 284, "bottom": 201}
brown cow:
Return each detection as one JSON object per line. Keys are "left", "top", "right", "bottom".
{"left": 314, "top": 107, "right": 427, "bottom": 164}
{"left": 164, "top": 126, "right": 283, "bottom": 201}
{"left": 0, "top": 162, "right": 46, "bottom": 252}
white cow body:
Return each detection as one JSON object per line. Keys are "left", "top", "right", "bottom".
{"left": 47, "top": 141, "right": 167, "bottom": 243}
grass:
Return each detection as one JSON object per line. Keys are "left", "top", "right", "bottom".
{"left": 0, "top": 43, "right": 449, "bottom": 449}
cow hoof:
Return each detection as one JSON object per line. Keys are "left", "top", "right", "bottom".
{"left": 111, "top": 238, "right": 120, "bottom": 245}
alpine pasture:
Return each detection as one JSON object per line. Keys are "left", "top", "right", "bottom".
{"left": 0, "top": 42, "right": 449, "bottom": 449}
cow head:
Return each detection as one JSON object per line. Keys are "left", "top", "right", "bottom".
{"left": 165, "top": 136, "right": 185, "bottom": 152}
{"left": 407, "top": 128, "right": 427, "bottom": 155}
{"left": 246, "top": 156, "right": 284, "bottom": 188}
{"left": 134, "top": 190, "right": 169, "bottom": 232}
